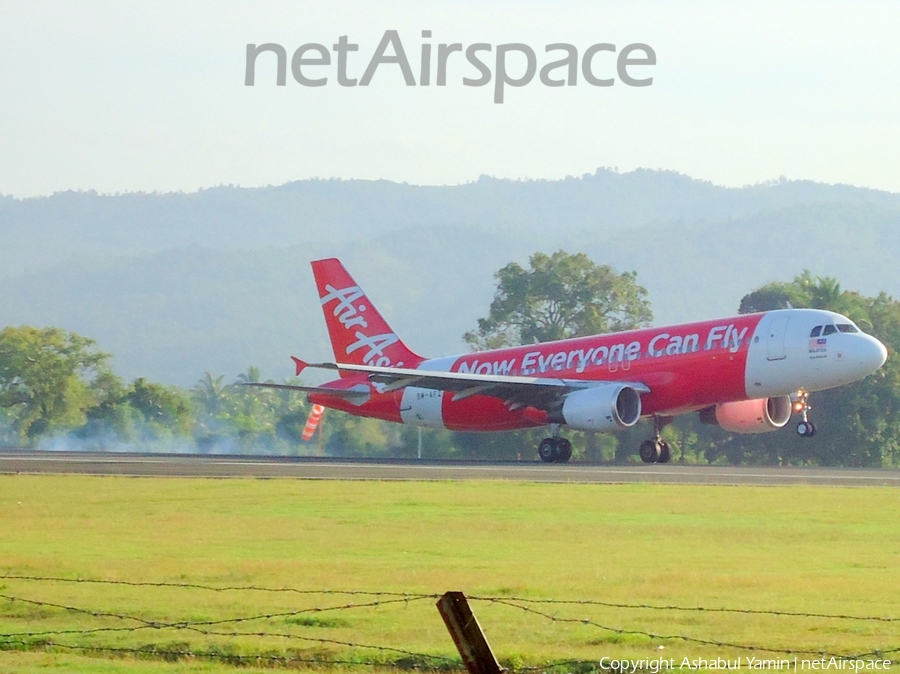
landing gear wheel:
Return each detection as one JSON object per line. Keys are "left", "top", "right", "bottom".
{"left": 556, "top": 438, "right": 572, "bottom": 463}
{"left": 639, "top": 440, "right": 660, "bottom": 464}
{"left": 538, "top": 438, "right": 557, "bottom": 463}
{"left": 657, "top": 441, "right": 671, "bottom": 464}
{"left": 793, "top": 390, "right": 816, "bottom": 438}
{"left": 538, "top": 437, "right": 572, "bottom": 463}
{"left": 639, "top": 416, "right": 674, "bottom": 464}
{"left": 797, "top": 421, "right": 817, "bottom": 438}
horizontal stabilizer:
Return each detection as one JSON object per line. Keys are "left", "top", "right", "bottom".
{"left": 291, "top": 356, "right": 308, "bottom": 376}
{"left": 241, "top": 382, "right": 369, "bottom": 402}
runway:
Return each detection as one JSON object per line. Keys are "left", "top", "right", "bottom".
{"left": 2, "top": 450, "right": 900, "bottom": 486}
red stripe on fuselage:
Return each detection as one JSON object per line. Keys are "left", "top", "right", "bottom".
{"left": 309, "top": 314, "right": 767, "bottom": 430}
{"left": 449, "top": 314, "right": 765, "bottom": 416}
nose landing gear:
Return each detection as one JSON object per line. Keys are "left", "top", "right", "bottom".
{"left": 793, "top": 390, "right": 817, "bottom": 437}
{"left": 639, "top": 415, "right": 672, "bottom": 464}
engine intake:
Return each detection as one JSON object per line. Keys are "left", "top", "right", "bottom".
{"left": 558, "top": 384, "right": 643, "bottom": 432}
{"left": 703, "top": 396, "right": 793, "bottom": 434}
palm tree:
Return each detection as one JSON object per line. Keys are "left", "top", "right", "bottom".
{"left": 795, "top": 271, "right": 871, "bottom": 328}
{"left": 193, "top": 372, "right": 226, "bottom": 416}
{"left": 235, "top": 366, "right": 262, "bottom": 385}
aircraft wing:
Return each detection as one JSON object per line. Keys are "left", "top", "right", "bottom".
{"left": 295, "top": 360, "right": 650, "bottom": 408}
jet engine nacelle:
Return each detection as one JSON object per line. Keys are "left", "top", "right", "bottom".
{"left": 560, "top": 384, "right": 643, "bottom": 432}
{"left": 706, "top": 396, "right": 793, "bottom": 434}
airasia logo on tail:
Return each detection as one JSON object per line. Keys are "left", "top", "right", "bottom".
{"left": 321, "top": 283, "right": 401, "bottom": 366}
{"left": 320, "top": 284, "right": 369, "bottom": 328}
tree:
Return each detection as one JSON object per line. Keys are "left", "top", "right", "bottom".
{"left": 464, "top": 250, "right": 653, "bottom": 349}
{"left": 738, "top": 281, "right": 804, "bottom": 314}
{"left": 326, "top": 415, "right": 403, "bottom": 457}
{"left": 193, "top": 372, "right": 227, "bottom": 416}
{"left": 127, "top": 378, "right": 193, "bottom": 438}
{"left": 739, "top": 270, "right": 871, "bottom": 327}
{"left": 188, "top": 368, "right": 322, "bottom": 454}
{"left": 812, "top": 292, "right": 900, "bottom": 467}
{"left": 459, "top": 252, "right": 653, "bottom": 462}
{"left": 0, "top": 326, "right": 109, "bottom": 442}
{"left": 76, "top": 371, "right": 141, "bottom": 444}
{"left": 236, "top": 366, "right": 262, "bottom": 385}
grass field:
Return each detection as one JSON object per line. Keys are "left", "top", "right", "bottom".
{"left": 1, "top": 474, "right": 899, "bottom": 672}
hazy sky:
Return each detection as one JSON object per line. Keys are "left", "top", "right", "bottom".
{"left": 2, "top": 0, "right": 899, "bottom": 197}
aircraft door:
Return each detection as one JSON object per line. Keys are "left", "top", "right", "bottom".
{"left": 766, "top": 315, "right": 790, "bottom": 361}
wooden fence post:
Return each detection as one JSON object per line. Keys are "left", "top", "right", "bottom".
{"left": 436, "top": 591, "right": 504, "bottom": 674}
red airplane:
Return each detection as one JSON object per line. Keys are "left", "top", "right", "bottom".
{"left": 256, "top": 258, "right": 888, "bottom": 463}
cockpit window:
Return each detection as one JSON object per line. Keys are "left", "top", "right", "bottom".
{"left": 823, "top": 325, "right": 837, "bottom": 336}
{"left": 837, "top": 324, "right": 858, "bottom": 333}
{"left": 810, "top": 326, "right": 822, "bottom": 337}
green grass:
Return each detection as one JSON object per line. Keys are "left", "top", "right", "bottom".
{"left": 1, "top": 475, "right": 899, "bottom": 673}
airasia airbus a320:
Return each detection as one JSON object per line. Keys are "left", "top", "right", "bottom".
{"left": 254, "top": 258, "right": 888, "bottom": 463}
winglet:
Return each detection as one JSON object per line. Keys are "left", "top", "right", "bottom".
{"left": 291, "top": 356, "right": 308, "bottom": 376}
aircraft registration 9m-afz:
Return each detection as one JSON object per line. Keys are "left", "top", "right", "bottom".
{"left": 252, "top": 258, "right": 888, "bottom": 463}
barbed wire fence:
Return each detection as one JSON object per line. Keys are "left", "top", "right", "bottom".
{"left": 0, "top": 574, "right": 898, "bottom": 671}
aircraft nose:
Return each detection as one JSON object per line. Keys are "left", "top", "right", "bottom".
{"left": 862, "top": 334, "right": 888, "bottom": 373}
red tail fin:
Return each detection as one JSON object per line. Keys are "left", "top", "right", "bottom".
{"left": 311, "top": 258, "right": 423, "bottom": 368}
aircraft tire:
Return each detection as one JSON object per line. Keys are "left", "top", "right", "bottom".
{"left": 538, "top": 438, "right": 557, "bottom": 463}
{"left": 639, "top": 440, "right": 659, "bottom": 463}
{"left": 797, "top": 421, "right": 817, "bottom": 437}
{"left": 658, "top": 441, "right": 671, "bottom": 464}
{"left": 556, "top": 438, "right": 573, "bottom": 463}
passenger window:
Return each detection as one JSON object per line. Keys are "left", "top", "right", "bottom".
{"left": 837, "top": 324, "right": 858, "bottom": 333}
{"left": 810, "top": 326, "right": 822, "bottom": 337}
{"left": 823, "top": 325, "right": 837, "bottom": 336}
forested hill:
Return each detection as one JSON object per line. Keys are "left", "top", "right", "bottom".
{"left": 3, "top": 169, "right": 900, "bottom": 277}
{"left": 2, "top": 170, "right": 900, "bottom": 385}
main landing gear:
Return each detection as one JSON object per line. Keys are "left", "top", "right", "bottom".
{"left": 639, "top": 416, "right": 672, "bottom": 464}
{"left": 538, "top": 426, "right": 572, "bottom": 463}
{"left": 794, "top": 390, "right": 817, "bottom": 438}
